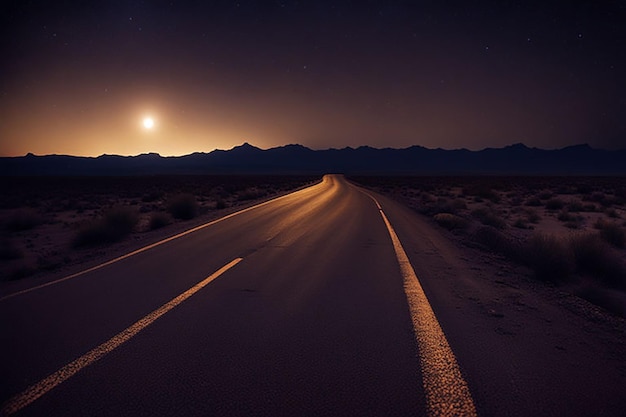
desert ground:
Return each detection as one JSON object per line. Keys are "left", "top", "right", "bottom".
{"left": 350, "top": 176, "right": 626, "bottom": 318}
{"left": 1, "top": 174, "right": 625, "bottom": 415}
{"left": 0, "top": 175, "right": 318, "bottom": 284}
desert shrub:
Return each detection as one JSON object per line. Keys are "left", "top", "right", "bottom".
{"left": 513, "top": 218, "right": 531, "bottom": 229}
{"left": 149, "top": 212, "right": 172, "bottom": 230}
{"left": 463, "top": 185, "right": 500, "bottom": 203}
{"left": 565, "top": 218, "right": 584, "bottom": 229}
{"left": 525, "top": 197, "right": 542, "bottom": 207}
{"left": 37, "top": 255, "right": 62, "bottom": 272}
{"left": 581, "top": 203, "right": 597, "bottom": 212}
{"left": 142, "top": 191, "right": 163, "bottom": 202}
{"left": 433, "top": 198, "right": 460, "bottom": 215}
{"left": 594, "top": 218, "right": 607, "bottom": 230}
{"left": 605, "top": 208, "right": 620, "bottom": 218}
{"left": 569, "top": 234, "right": 626, "bottom": 289}
{"left": 433, "top": 213, "right": 468, "bottom": 230}
{"left": 545, "top": 198, "right": 565, "bottom": 210}
{"left": 472, "top": 226, "right": 520, "bottom": 259}
{"left": 522, "top": 234, "right": 573, "bottom": 283}
{"left": 510, "top": 196, "right": 524, "bottom": 206}
{"left": 566, "top": 199, "right": 584, "bottom": 212}
{"left": 9, "top": 265, "right": 36, "bottom": 280}
{"left": 538, "top": 190, "right": 553, "bottom": 200}
{"left": 557, "top": 210, "right": 573, "bottom": 222}
{"left": 576, "top": 184, "right": 593, "bottom": 195}
{"left": 237, "top": 188, "right": 265, "bottom": 201}
{"left": 167, "top": 194, "right": 198, "bottom": 220}
{"left": 451, "top": 198, "right": 467, "bottom": 211}
{"left": 524, "top": 208, "right": 541, "bottom": 223}
{"left": 0, "top": 239, "right": 22, "bottom": 260}
{"left": 599, "top": 222, "right": 625, "bottom": 248}
{"left": 471, "top": 208, "right": 506, "bottom": 229}
{"left": 215, "top": 199, "right": 227, "bottom": 209}
{"left": 555, "top": 211, "right": 583, "bottom": 228}
{"left": 4, "top": 209, "right": 42, "bottom": 232}
{"left": 590, "top": 192, "right": 606, "bottom": 203}
{"left": 73, "top": 207, "right": 138, "bottom": 247}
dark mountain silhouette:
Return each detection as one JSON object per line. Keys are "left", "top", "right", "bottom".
{"left": 2, "top": 142, "right": 625, "bottom": 175}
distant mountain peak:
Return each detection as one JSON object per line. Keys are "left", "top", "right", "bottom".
{"left": 562, "top": 143, "right": 593, "bottom": 151}
{"left": 506, "top": 143, "right": 530, "bottom": 150}
{"left": 233, "top": 142, "right": 261, "bottom": 151}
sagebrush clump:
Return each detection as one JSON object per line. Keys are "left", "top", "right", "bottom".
{"left": 167, "top": 194, "right": 198, "bottom": 220}
{"left": 73, "top": 207, "right": 138, "bottom": 247}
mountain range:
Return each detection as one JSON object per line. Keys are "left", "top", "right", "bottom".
{"left": 1, "top": 143, "right": 625, "bottom": 175}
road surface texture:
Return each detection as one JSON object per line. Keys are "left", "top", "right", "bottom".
{"left": 1, "top": 175, "right": 624, "bottom": 416}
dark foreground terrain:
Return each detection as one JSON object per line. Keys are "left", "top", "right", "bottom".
{"left": 1, "top": 175, "right": 624, "bottom": 416}
{"left": 0, "top": 175, "right": 626, "bottom": 417}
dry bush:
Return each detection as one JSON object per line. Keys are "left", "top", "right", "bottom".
{"left": 545, "top": 198, "right": 565, "bottom": 210}
{"left": 433, "top": 213, "right": 468, "bottom": 230}
{"left": 141, "top": 191, "right": 163, "bottom": 202}
{"left": 538, "top": 190, "right": 553, "bottom": 200}
{"left": 513, "top": 218, "right": 531, "bottom": 229}
{"left": 557, "top": 210, "right": 573, "bottom": 222}
{"left": 605, "top": 208, "right": 620, "bottom": 218}
{"left": 0, "top": 238, "right": 22, "bottom": 260}
{"left": 149, "top": 212, "right": 172, "bottom": 230}
{"left": 582, "top": 203, "right": 597, "bottom": 212}
{"left": 590, "top": 191, "right": 606, "bottom": 203}
{"left": 73, "top": 207, "right": 139, "bottom": 247}
{"left": 522, "top": 234, "right": 574, "bottom": 283}
{"left": 471, "top": 207, "right": 506, "bottom": 229}
{"left": 215, "top": 199, "right": 227, "bottom": 209}
{"left": 237, "top": 188, "right": 265, "bottom": 201}
{"left": 463, "top": 185, "right": 500, "bottom": 203}
{"left": 4, "top": 209, "right": 42, "bottom": 232}
{"left": 569, "top": 233, "right": 626, "bottom": 289}
{"left": 599, "top": 222, "right": 625, "bottom": 248}
{"left": 566, "top": 199, "right": 584, "bottom": 212}
{"left": 558, "top": 210, "right": 584, "bottom": 229}
{"left": 524, "top": 208, "right": 541, "bottom": 223}
{"left": 525, "top": 197, "right": 542, "bottom": 207}
{"left": 471, "top": 226, "right": 521, "bottom": 259}
{"left": 167, "top": 194, "right": 198, "bottom": 220}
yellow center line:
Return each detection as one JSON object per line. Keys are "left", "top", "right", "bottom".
{"left": 359, "top": 188, "right": 477, "bottom": 417}
{"left": 0, "top": 258, "right": 242, "bottom": 416}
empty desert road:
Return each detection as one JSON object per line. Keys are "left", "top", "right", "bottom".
{"left": 1, "top": 175, "right": 624, "bottom": 416}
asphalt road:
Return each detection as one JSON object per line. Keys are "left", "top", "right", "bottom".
{"left": 1, "top": 175, "right": 624, "bottom": 416}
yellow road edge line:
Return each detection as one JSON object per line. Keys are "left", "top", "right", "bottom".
{"left": 358, "top": 188, "right": 477, "bottom": 417}
{"left": 0, "top": 257, "right": 243, "bottom": 416}
{"left": 1, "top": 179, "right": 322, "bottom": 302}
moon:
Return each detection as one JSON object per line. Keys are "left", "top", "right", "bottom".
{"left": 143, "top": 117, "right": 155, "bottom": 129}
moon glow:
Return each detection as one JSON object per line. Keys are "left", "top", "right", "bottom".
{"left": 143, "top": 117, "right": 155, "bottom": 129}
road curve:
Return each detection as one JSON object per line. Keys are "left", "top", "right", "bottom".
{"left": 1, "top": 175, "right": 470, "bottom": 416}
{"left": 1, "top": 175, "right": 623, "bottom": 416}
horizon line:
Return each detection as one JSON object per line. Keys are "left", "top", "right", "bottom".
{"left": 1, "top": 141, "right": 612, "bottom": 159}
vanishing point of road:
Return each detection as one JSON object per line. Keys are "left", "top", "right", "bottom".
{"left": 1, "top": 175, "right": 624, "bottom": 416}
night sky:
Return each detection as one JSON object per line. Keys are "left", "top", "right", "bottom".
{"left": 2, "top": 1, "right": 625, "bottom": 157}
